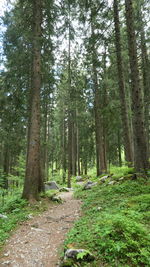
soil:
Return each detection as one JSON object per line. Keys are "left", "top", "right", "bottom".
{"left": 0, "top": 192, "right": 82, "bottom": 267}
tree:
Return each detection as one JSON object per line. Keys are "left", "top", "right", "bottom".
{"left": 136, "top": 0, "right": 150, "bottom": 153}
{"left": 22, "top": 0, "right": 44, "bottom": 200}
{"left": 125, "top": 0, "right": 149, "bottom": 172}
{"left": 113, "top": 0, "right": 133, "bottom": 165}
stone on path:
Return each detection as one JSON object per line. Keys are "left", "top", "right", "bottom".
{"left": 45, "top": 181, "right": 59, "bottom": 191}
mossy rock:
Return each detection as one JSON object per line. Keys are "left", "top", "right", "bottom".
{"left": 64, "top": 248, "right": 95, "bottom": 263}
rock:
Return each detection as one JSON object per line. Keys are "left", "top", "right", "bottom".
{"left": 107, "top": 181, "right": 115, "bottom": 185}
{"left": 1, "top": 261, "right": 11, "bottom": 265}
{"left": 32, "top": 228, "right": 44, "bottom": 232}
{"left": 45, "top": 181, "right": 59, "bottom": 191}
{"left": 64, "top": 249, "right": 95, "bottom": 262}
{"left": 99, "top": 175, "right": 109, "bottom": 183}
{"left": 27, "top": 214, "right": 33, "bottom": 219}
{"left": 0, "top": 214, "right": 8, "bottom": 219}
{"left": 119, "top": 177, "right": 124, "bottom": 181}
{"left": 76, "top": 176, "right": 83, "bottom": 182}
{"left": 51, "top": 195, "right": 63, "bottom": 203}
{"left": 83, "top": 181, "right": 97, "bottom": 190}
{"left": 31, "top": 223, "right": 39, "bottom": 228}
{"left": 44, "top": 184, "right": 51, "bottom": 191}
{"left": 4, "top": 253, "right": 9, "bottom": 257}
{"left": 59, "top": 187, "right": 70, "bottom": 192}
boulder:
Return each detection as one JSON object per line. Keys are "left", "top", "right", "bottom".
{"left": 119, "top": 177, "right": 124, "bottom": 181}
{"left": 97, "top": 206, "right": 102, "bottom": 211}
{"left": 45, "top": 181, "right": 59, "bottom": 191}
{"left": 107, "top": 181, "right": 115, "bottom": 185}
{"left": 83, "top": 181, "right": 97, "bottom": 190}
{"left": 51, "top": 195, "right": 62, "bottom": 203}
{"left": 99, "top": 175, "right": 109, "bottom": 183}
{"left": 76, "top": 176, "right": 83, "bottom": 182}
{"left": 64, "top": 248, "right": 95, "bottom": 262}
{"left": 0, "top": 214, "right": 8, "bottom": 219}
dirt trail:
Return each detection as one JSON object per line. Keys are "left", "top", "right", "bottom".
{"left": 0, "top": 192, "right": 81, "bottom": 267}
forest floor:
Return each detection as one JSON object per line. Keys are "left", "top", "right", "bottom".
{"left": 0, "top": 191, "right": 82, "bottom": 267}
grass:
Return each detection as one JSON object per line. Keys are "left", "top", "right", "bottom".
{"left": 64, "top": 168, "right": 150, "bottom": 267}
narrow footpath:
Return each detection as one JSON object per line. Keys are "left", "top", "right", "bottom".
{"left": 0, "top": 192, "right": 81, "bottom": 267}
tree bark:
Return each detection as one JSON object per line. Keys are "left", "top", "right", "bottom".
{"left": 42, "top": 101, "right": 48, "bottom": 181}
{"left": 91, "top": 13, "right": 106, "bottom": 176}
{"left": 62, "top": 110, "right": 67, "bottom": 183}
{"left": 125, "top": 0, "right": 149, "bottom": 172}
{"left": 139, "top": 11, "right": 150, "bottom": 154}
{"left": 118, "top": 130, "right": 122, "bottom": 167}
{"left": 72, "top": 110, "right": 77, "bottom": 176}
{"left": 76, "top": 115, "right": 81, "bottom": 176}
{"left": 22, "top": 0, "right": 44, "bottom": 200}
{"left": 67, "top": 2, "right": 72, "bottom": 187}
{"left": 113, "top": 0, "right": 133, "bottom": 165}
{"left": 3, "top": 145, "right": 9, "bottom": 189}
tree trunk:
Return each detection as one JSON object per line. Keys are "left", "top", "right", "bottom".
{"left": 67, "top": 2, "right": 72, "bottom": 187}
{"left": 3, "top": 145, "right": 9, "bottom": 189}
{"left": 139, "top": 13, "right": 150, "bottom": 154}
{"left": 46, "top": 113, "right": 50, "bottom": 181}
{"left": 118, "top": 130, "right": 122, "bottom": 167}
{"left": 62, "top": 110, "right": 67, "bottom": 183}
{"left": 42, "top": 101, "right": 48, "bottom": 181}
{"left": 91, "top": 15, "right": 106, "bottom": 176}
{"left": 68, "top": 114, "right": 72, "bottom": 187}
{"left": 72, "top": 111, "right": 77, "bottom": 176}
{"left": 22, "top": 0, "right": 44, "bottom": 201}
{"left": 76, "top": 118, "right": 81, "bottom": 176}
{"left": 113, "top": 0, "right": 133, "bottom": 165}
{"left": 125, "top": 0, "right": 149, "bottom": 172}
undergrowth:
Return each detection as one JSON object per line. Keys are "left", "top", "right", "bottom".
{"left": 64, "top": 172, "right": 150, "bottom": 266}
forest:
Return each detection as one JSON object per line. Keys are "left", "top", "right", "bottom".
{"left": 0, "top": 0, "right": 150, "bottom": 266}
